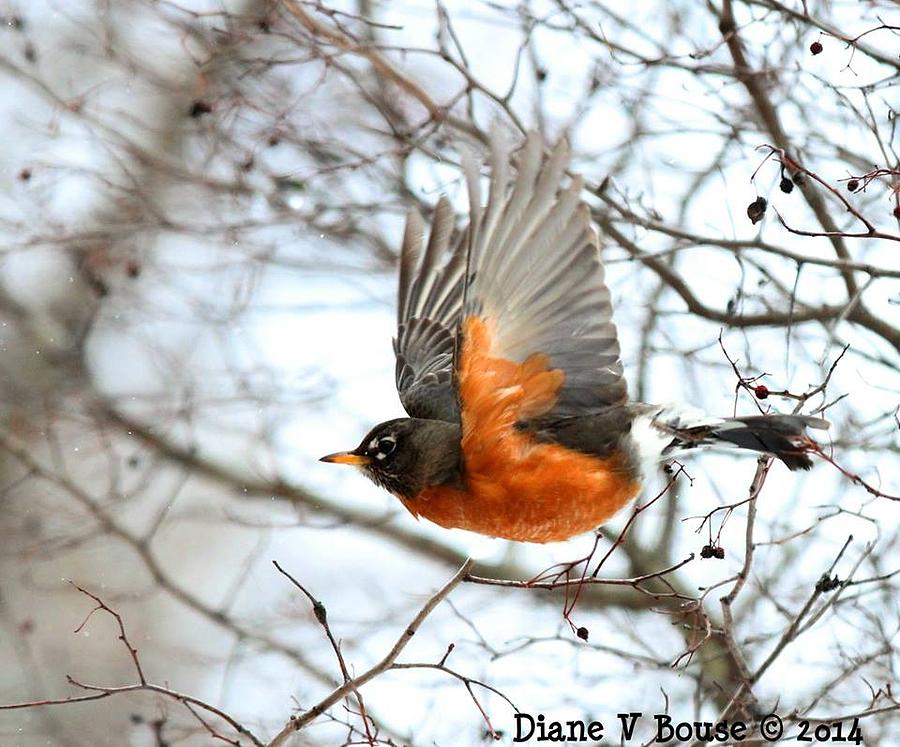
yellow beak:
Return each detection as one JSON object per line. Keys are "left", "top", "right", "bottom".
{"left": 319, "top": 451, "right": 370, "bottom": 466}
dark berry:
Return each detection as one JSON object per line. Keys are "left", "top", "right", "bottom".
{"left": 847, "top": 179, "right": 859, "bottom": 192}
{"left": 747, "top": 196, "right": 767, "bottom": 225}
{"left": 815, "top": 574, "right": 841, "bottom": 593}
{"left": 893, "top": 205, "right": 900, "bottom": 219}
{"left": 754, "top": 385, "right": 769, "bottom": 399}
{"left": 18, "top": 167, "right": 31, "bottom": 181}
{"left": 779, "top": 177, "right": 794, "bottom": 194}
{"left": 714, "top": 547, "right": 725, "bottom": 559}
{"left": 700, "top": 545, "right": 713, "bottom": 559}
{"left": 576, "top": 626, "right": 589, "bottom": 641}
{"left": 810, "top": 41, "right": 823, "bottom": 55}
{"left": 189, "top": 100, "right": 212, "bottom": 118}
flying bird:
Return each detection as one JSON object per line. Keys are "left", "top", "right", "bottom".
{"left": 321, "top": 131, "right": 828, "bottom": 543}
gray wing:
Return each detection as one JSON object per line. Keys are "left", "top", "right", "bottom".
{"left": 394, "top": 130, "right": 626, "bottom": 421}
{"left": 394, "top": 199, "right": 465, "bottom": 421}
{"left": 461, "top": 131, "right": 626, "bottom": 415}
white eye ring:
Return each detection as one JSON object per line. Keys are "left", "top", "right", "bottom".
{"left": 378, "top": 437, "right": 396, "bottom": 456}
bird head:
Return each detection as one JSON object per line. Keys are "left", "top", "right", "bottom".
{"left": 320, "top": 418, "right": 461, "bottom": 498}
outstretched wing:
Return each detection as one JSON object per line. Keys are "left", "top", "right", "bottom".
{"left": 461, "top": 131, "right": 626, "bottom": 416}
{"left": 394, "top": 199, "right": 466, "bottom": 421}
{"left": 394, "top": 130, "right": 626, "bottom": 422}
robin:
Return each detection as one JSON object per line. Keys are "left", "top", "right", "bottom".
{"left": 321, "top": 131, "right": 829, "bottom": 543}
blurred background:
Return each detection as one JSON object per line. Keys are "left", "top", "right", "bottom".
{"left": 0, "top": 0, "right": 897, "bottom": 744}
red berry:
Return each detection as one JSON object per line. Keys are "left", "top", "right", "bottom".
{"left": 810, "top": 41, "right": 823, "bottom": 55}
{"left": 754, "top": 385, "right": 769, "bottom": 399}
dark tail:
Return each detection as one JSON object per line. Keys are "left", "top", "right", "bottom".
{"left": 672, "top": 414, "right": 829, "bottom": 471}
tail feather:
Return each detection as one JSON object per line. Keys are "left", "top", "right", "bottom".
{"left": 651, "top": 408, "right": 829, "bottom": 471}
{"left": 707, "top": 415, "right": 829, "bottom": 470}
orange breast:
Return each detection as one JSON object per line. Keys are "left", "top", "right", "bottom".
{"left": 400, "top": 316, "right": 640, "bottom": 543}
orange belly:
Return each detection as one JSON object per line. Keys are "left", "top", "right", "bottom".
{"left": 399, "top": 316, "right": 640, "bottom": 543}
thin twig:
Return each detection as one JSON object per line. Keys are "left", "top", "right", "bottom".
{"left": 268, "top": 558, "right": 474, "bottom": 746}
{"left": 272, "top": 560, "right": 376, "bottom": 745}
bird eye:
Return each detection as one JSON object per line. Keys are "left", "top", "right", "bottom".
{"left": 378, "top": 437, "right": 396, "bottom": 456}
